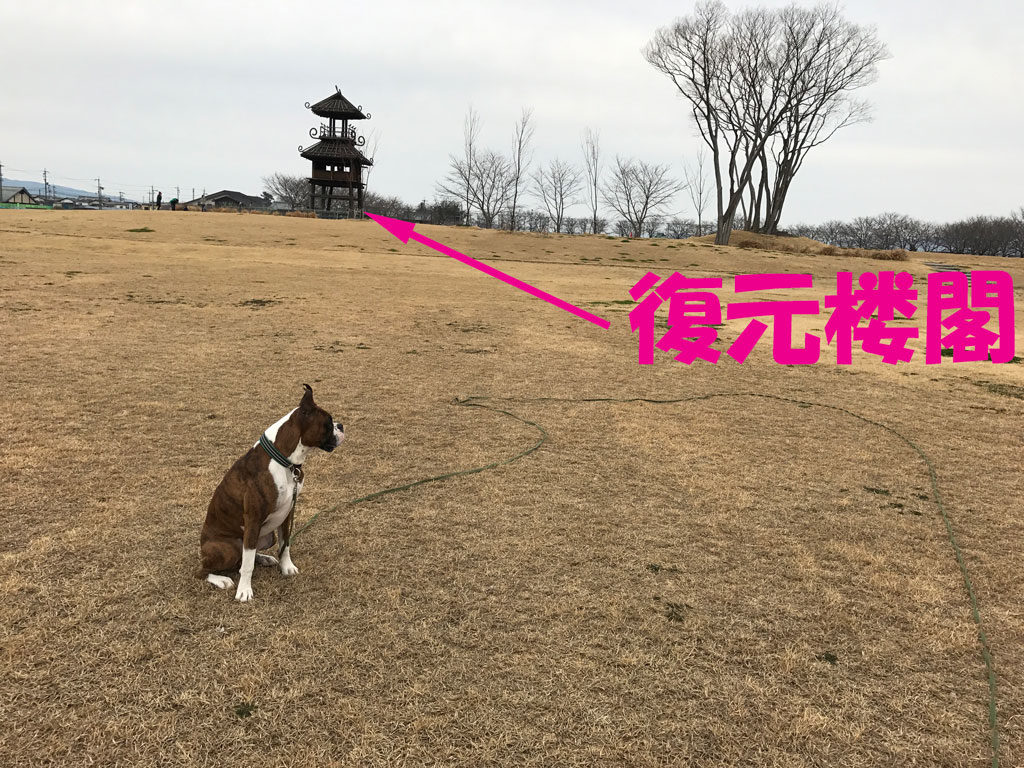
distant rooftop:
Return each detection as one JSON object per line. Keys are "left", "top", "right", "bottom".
{"left": 184, "top": 189, "right": 268, "bottom": 207}
{"left": 1, "top": 186, "right": 38, "bottom": 203}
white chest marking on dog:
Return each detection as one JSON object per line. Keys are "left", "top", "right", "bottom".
{"left": 255, "top": 409, "right": 310, "bottom": 537}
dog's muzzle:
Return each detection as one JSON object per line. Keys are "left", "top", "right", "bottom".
{"left": 321, "top": 422, "right": 345, "bottom": 452}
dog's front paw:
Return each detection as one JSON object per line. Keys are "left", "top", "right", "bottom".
{"left": 280, "top": 557, "right": 299, "bottom": 577}
{"left": 234, "top": 583, "right": 254, "bottom": 602}
{"left": 255, "top": 554, "right": 279, "bottom": 567}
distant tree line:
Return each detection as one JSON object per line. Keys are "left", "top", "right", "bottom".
{"left": 789, "top": 210, "right": 1024, "bottom": 257}
{"left": 363, "top": 192, "right": 463, "bottom": 226}
{"left": 437, "top": 107, "right": 683, "bottom": 237}
{"left": 264, "top": 168, "right": 1023, "bottom": 257}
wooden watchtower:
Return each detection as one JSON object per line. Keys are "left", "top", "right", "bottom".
{"left": 299, "top": 87, "right": 373, "bottom": 217}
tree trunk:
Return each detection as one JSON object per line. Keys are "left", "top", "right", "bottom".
{"left": 716, "top": 208, "right": 736, "bottom": 245}
{"left": 753, "top": 149, "right": 770, "bottom": 233}
{"left": 764, "top": 168, "right": 793, "bottom": 235}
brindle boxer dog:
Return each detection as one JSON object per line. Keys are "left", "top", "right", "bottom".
{"left": 197, "top": 385, "right": 344, "bottom": 601}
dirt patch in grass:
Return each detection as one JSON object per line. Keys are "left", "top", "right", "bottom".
{"left": 974, "top": 381, "right": 1024, "bottom": 400}
{"left": 238, "top": 298, "right": 280, "bottom": 309}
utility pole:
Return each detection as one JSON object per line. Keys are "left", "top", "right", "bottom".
{"left": 175, "top": 185, "right": 180, "bottom": 199}
{"left": 43, "top": 169, "right": 49, "bottom": 200}
{"left": 150, "top": 186, "right": 154, "bottom": 206}
{"left": 191, "top": 187, "right": 195, "bottom": 201}
{"left": 96, "top": 178, "right": 103, "bottom": 210}
{"left": 0, "top": 161, "right": 4, "bottom": 202}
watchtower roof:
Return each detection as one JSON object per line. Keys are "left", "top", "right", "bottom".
{"left": 299, "top": 139, "right": 373, "bottom": 165}
{"left": 309, "top": 89, "right": 367, "bottom": 120}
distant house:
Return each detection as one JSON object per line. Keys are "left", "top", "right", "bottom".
{"left": 1, "top": 186, "right": 40, "bottom": 205}
{"left": 184, "top": 190, "right": 269, "bottom": 210}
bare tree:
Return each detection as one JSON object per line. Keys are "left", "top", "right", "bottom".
{"left": 438, "top": 107, "right": 481, "bottom": 226}
{"left": 364, "top": 191, "right": 409, "bottom": 218}
{"left": 601, "top": 157, "right": 684, "bottom": 237}
{"left": 533, "top": 158, "right": 582, "bottom": 234}
{"left": 643, "top": 215, "right": 665, "bottom": 239}
{"left": 438, "top": 157, "right": 471, "bottom": 223}
{"left": 437, "top": 107, "right": 519, "bottom": 228}
{"left": 262, "top": 172, "right": 309, "bottom": 210}
{"left": 564, "top": 217, "right": 585, "bottom": 235}
{"left": 757, "top": 5, "right": 888, "bottom": 233}
{"left": 508, "top": 108, "right": 535, "bottom": 231}
{"left": 645, "top": 2, "right": 887, "bottom": 242}
{"left": 470, "top": 150, "right": 515, "bottom": 228}
{"left": 683, "top": 148, "right": 711, "bottom": 236}
{"left": 665, "top": 217, "right": 698, "bottom": 239}
{"left": 581, "top": 128, "right": 603, "bottom": 234}
{"left": 645, "top": 4, "right": 795, "bottom": 244}
{"left": 522, "top": 209, "right": 551, "bottom": 233}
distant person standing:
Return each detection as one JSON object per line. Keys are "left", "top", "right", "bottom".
{"left": 156, "top": 191, "right": 163, "bottom": 210}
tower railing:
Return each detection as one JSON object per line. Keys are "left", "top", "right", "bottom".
{"left": 310, "top": 124, "right": 366, "bottom": 145}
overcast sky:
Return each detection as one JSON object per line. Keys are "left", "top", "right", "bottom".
{"left": 2, "top": 0, "right": 1021, "bottom": 224}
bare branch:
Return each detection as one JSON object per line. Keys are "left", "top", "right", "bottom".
{"left": 581, "top": 128, "right": 603, "bottom": 234}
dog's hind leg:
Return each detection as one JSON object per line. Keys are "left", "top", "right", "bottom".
{"left": 197, "top": 538, "right": 242, "bottom": 590}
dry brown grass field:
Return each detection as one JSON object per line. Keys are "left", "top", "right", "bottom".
{"left": 2, "top": 210, "right": 1022, "bottom": 767}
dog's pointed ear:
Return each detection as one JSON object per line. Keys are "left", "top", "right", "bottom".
{"left": 300, "top": 383, "right": 315, "bottom": 411}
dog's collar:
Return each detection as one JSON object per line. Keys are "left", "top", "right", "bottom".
{"left": 259, "top": 433, "right": 302, "bottom": 474}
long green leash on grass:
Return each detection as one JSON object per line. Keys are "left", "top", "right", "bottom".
{"left": 289, "top": 391, "right": 1000, "bottom": 767}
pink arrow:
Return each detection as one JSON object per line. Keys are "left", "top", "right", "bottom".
{"left": 366, "top": 213, "right": 611, "bottom": 330}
